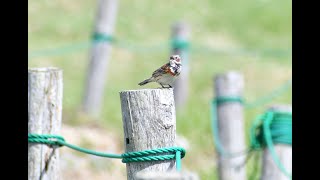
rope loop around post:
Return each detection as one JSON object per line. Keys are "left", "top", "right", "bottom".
{"left": 171, "top": 38, "right": 189, "bottom": 50}
{"left": 211, "top": 96, "right": 292, "bottom": 179}
{"left": 92, "top": 32, "right": 114, "bottom": 43}
{"left": 249, "top": 110, "right": 292, "bottom": 179}
{"left": 28, "top": 134, "right": 186, "bottom": 171}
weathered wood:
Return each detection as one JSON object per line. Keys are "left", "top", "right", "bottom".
{"left": 261, "top": 105, "right": 292, "bottom": 180}
{"left": 120, "top": 88, "right": 176, "bottom": 180}
{"left": 82, "top": 0, "right": 118, "bottom": 117}
{"left": 214, "top": 71, "right": 246, "bottom": 180}
{"left": 172, "top": 22, "right": 190, "bottom": 108}
{"left": 28, "top": 67, "right": 63, "bottom": 180}
{"left": 135, "top": 171, "right": 199, "bottom": 180}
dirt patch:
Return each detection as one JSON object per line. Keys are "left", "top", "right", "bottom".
{"left": 59, "top": 124, "right": 127, "bottom": 180}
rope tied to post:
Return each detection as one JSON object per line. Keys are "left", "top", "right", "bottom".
{"left": 92, "top": 32, "right": 114, "bottom": 43}
{"left": 28, "top": 134, "right": 186, "bottom": 171}
{"left": 211, "top": 96, "right": 292, "bottom": 179}
{"left": 250, "top": 110, "right": 292, "bottom": 179}
{"left": 171, "top": 38, "right": 189, "bottom": 50}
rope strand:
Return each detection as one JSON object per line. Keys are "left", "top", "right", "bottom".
{"left": 28, "top": 134, "right": 185, "bottom": 171}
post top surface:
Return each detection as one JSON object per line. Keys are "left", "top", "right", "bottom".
{"left": 119, "top": 88, "right": 174, "bottom": 94}
{"left": 28, "top": 67, "right": 62, "bottom": 73}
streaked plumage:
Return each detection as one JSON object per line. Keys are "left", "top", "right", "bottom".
{"left": 138, "top": 55, "right": 182, "bottom": 88}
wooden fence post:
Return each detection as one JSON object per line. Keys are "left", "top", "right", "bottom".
{"left": 261, "top": 105, "right": 292, "bottom": 180}
{"left": 171, "top": 22, "right": 190, "bottom": 108}
{"left": 28, "top": 67, "right": 63, "bottom": 180}
{"left": 214, "top": 71, "right": 247, "bottom": 180}
{"left": 82, "top": 0, "right": 118, "bottom": 117}
{"left": 135, "top": 171, "right": 199, "bottom": 180}
{"left": 120, "top": 88, "right": 176, "bottom": 180}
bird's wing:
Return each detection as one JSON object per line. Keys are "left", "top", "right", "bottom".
{"left": 152, "top": 63, "right": 175, "bottom": 77}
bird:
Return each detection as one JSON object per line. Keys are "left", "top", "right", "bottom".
{"left": 138, "top": 55, "right": 182, "bottom": 88}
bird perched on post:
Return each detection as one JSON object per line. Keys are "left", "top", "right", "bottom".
{"left": 138, "top": 55, "right": 182, "bottom": 88}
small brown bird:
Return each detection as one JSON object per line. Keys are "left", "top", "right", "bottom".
{"left": 138, "top": 55, "right": 182, "bottom": 88}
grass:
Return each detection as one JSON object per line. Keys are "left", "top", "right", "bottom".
{"left": 28, "top": 0, "right": 292, "bottom": 179}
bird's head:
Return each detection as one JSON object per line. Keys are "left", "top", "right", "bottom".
{"left": 169, "top": 55, "right": 181, "bottom": 66}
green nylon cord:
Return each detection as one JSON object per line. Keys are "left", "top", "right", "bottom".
{"left": 28, "top": 134, "right": 185, "bottom": 170}
{"left": 171, "top": 38, "right": 189, "bottom": 50}
{"left": 211, "top": 96, "right": 250, "bottom": 157}
{"left": 176, "top": 151, "right": 182, "bottom": 171}
{"left": 28, "top": 39, "right": 291, "bottom": 59}
{"left": 249, "top": 111, "right": 292, "bottom": 179}
{"left": 211, "top": 97, "right": 292, "bottom": 179}
{"left": 92, "top": 32, "right": 114, "bottom": 43}
{"left": 245, "top": 79, "right": 292, "bottom": 109}
{"left": 28, "top": 42, "right": 91, "bottom": 59}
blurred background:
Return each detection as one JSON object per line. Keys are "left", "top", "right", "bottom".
{"left": 28, "top": 0, "right": 292, "bottom": 179}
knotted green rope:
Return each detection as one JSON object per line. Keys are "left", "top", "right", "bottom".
{"left": 28, "top": 134, "right": 186, "bottom": 171}
{"left": 249, "top": 110, "right": 292, "bottom": 179}
{"left": 211, "top": 96, "right": 292, "bottom": 179}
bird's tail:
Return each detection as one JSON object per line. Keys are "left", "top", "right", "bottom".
{"left": 138, "top": 78, "right": 153, "bottom": 86}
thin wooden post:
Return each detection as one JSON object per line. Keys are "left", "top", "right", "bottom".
{"left": 28, "top": 67, "right": 63, "bottom": 180}
{"left": 135, "top": 171, "right": 199, "bottom": 180}
{"left": 214, "top": 71, "right": 247, "bottom": 180}
{"left": 82, "top": 0, "right": 118, "bottom": 117}
{"left": 120, "top": 88, "right": 176, "bottom": 180}
{"left": 171, "top": 22, "right": 190, "bottom": 108}
{"left": 261, "top": 105, "right": 292, "bottom": 180}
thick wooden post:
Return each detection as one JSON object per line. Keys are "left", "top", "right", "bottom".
{"left": 28, "top": 67, "right": 63, "bottom": 180}
{"left": 172, "top": 22, "right": 190, "bottom": 108}
{"left": 120, "top": 89, "right": 176, "bottom": 180}
{"left": 82, "top": 0, "right": 118, "bottom": 117}
{"left": 214, "top": 71, "right": 246, "bottom": 180}
{"left": 261, "top": 105, "right": 292, "bottom": 180}
{"left": 135, "top": 171, "right": 199, "bottom": 180}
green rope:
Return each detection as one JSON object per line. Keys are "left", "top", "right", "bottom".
{"left": 210, "top": 98, "right": 292, "bottom": 179}
{"left": 28, "top": 134, "right": 186, "bottom": 170}
{"left": 249, "top": 110, "right": 292, "bottom": 179}
{"left": 92, "top": 32, "right": 114, "bottom": 43}
{"left": 211, "top": 96, "right": 250, "bottom": 157}
{"left": 210, "top": 78, "right": 292, "bottom": 155}
{"left": 171, "top": 38, "right": 189, "bottom": 50}
{"left": 28, "top": 42, "right": 91, "bottom": 59}
{"left": 28, "top": 38, "right": 291, "bottom": 59}
{"left": 245, "top": 79, "right": 292, "bottom": 108}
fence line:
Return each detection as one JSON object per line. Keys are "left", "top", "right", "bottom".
{"left": 214, "top": 71, "right": 247, "bottom": 180}
{"left": 28, "top": 67, "right": 63, "bottom": 180}
{"left": 28, "top": 39, "right": 292, "bottom": 59}
{"left": 81, "top": 0, "right": 119, "bottom": 118}
{"left": 210, "top": 71, "right": 292, "bottom": 180}
{"left": 28, "top": 67, "right": 190, "bottom": 180}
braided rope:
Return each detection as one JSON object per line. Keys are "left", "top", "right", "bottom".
{"left": 122, "top": 147, "right": 186, "bottom": 164}
{"left": 28, "top": 134, "right": 65, "bottom": 146}
{"left": 28, "top": 134, "right": 185, "bottom": 170}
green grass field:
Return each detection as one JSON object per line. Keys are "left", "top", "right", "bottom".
{"left": 28, "top": 0, "right": 292, "bottom": 179}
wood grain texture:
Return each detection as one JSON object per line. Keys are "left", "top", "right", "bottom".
{"left": 261, "top": 105, "right": 292, "bottom": 180}
{"left": 172, "top": 22, "right": 190, "bottom": 108}
{"left": 82, "top": 0, "right": 118, "bottom": 117}
{"left": 214, "top": 71, "right": 246, "bottom": 180}
{"left": 120, "top": 88, "right": 176, "bottom": 180}
{"left": 28, "top": 67, "right": 63, "bottom": 180}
